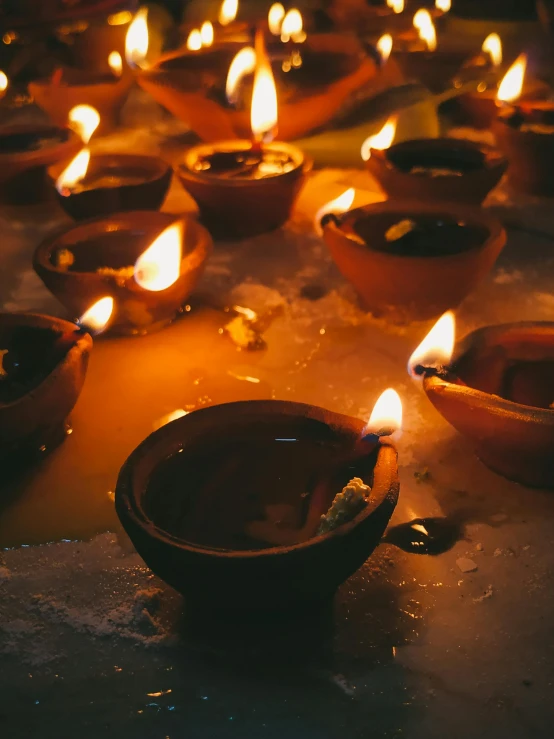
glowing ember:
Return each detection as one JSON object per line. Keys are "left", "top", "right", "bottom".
{"left": 226, "top": 46, "right": 256, "bottom": 103}
{"left": 56, "top": 149, "right": 90, "bottom": 194}
{"left": 387, "top": 0, "right": 404, "bottom": 13}
{"left": 134, "top": 223, "right": 182, "bottom": 292}
{"left": 108, "top": 51, "right": 123, "bottom": 77}
{"left": 251, "top": 32, "right": 278, "bottom": 142}
{"left": 414, "top": 10, "right": 437, "bottom": 51}
{"left": 497, "top": 53, "right": 526, "bottom": 103}
{"left": 408, "top": 311, "right": 455, "bottom": 376}
{"left": 219, "top": 0, "right": 238, "bottom": 26}
{"left": 314, "top": 188, "right": 355, "bottom": 234}
{"left": 268, "top": 3, "right": 285, "bottom": 35}
{"left": 67, "top": 104, "right": 100, "bottom": 144}
{"left": 186, "top": 29, "right": 202, "bottom": 51}
{"left": 200, "top": 21, "right": 214, "bottom": 47}
{"left": 482, "top": 33, "right": 502, "bottom": 68}
{"left": 363, "top": 389, "right": 403, "bottom": 438}
{"left": 376, "top": 34, "right": 393, "bottom": 64}
{"left": 361, "top": 116, "right": 396, "bottom": 161}
{"left": 78, "top": 296, "right": 114, "bottom": 335}
{"left": 435, "top": 0, "right": 451, "bottom": 12}
{"left": 281, "top": 9, "right": 306, "bottom": 43}
{"left": 125, "top": 7, "right": 149, "bottom": 68}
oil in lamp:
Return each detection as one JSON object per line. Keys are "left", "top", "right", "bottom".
{"left": 176, "top": 31, "right": 310, "bottom": 239}
{"left": 115, "top": 389, "right": 402, "bottom": 608}
{"left": 409, "top": 313, "right": 554, "bottom": 488}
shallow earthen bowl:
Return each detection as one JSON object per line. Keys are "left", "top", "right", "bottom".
{"left": 322, "top": 200, "right": 506, "bottom": 322}
{"left": 423, "top": 322, "right": 554, "bottom": 487}
{"left": 0, "top": 312, "right": 91, "bottom": 456}
{"left": 366, "top": 138, "right": 507, "bottom": 204}
{"left": 33, "top": 211, "right": 212, "bottom": 336}
{"left": 115, "top": 400, "right": 400, "bottom": 609}
{"left": 392, "top": 49, "right": 471, "bottom": 93}
{"left": 48, "top": 153, "right": 172, "bottom": 220}
{"left": 492, "top": 116, "right": 554, "bottom": 197}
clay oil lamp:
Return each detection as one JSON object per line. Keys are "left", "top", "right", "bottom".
{"left": 319, "top": 196, "right": 506, "bottom": 322}
{"left": 393, "top": 10, "right": 470, "bottom": 93}
{"left": 454, "top": 33, "right": 505, "bottom": 129}
{"left": 115, "top": 389, "right": 402, "bottom": 608}
{"left": 362, "top": 116, "right": 507, "bottom": 204}
{"left": 0, "top": 298, "right": 112, "bottom": 463}
{"left": 492, "top": 54, "right": 554, "bottom": 196}
{"left": 176, "top": 34, "right": 310, "bottom": 239}
{"left": 34, "top": 211, "right": 212, "bottom": 336}
{"left": 49, "top": 105, "right": 171, "bottom": 220}
{"left": 408, "top": 313, "right": 554, "bottom": 488}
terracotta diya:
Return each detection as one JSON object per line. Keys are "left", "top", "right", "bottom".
{"left": 409, "top": 313, "right": 554, "bottom": 488}
{"left": 115, "top": 393, "right": 401, "bottom": 608}
{"left": 492, "top": 54, "right": 554, "bottom": 196}
{"left": 454, "top": 33, "right": 504, "bottom": 129}
{"left": 0, "top": 300, "right": 111, "bottom": 462}
{"left": 363, "top": 119, "right": 507, "bottom": 204}
{"left": 176, "top": 32, "right": 310, "bottom": 239}
{"left": 320, "top": 199, "right": 506, "bottom": 322}
{"left": 34, "top": 211, "right": 213, "bottom": 336}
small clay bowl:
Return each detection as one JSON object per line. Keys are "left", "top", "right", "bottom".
{"left": 48, "top": 153, "right": 172, "bottom": 220}
{"left": 115, "top": 400, "right": 399, "bottom": 609}
{"left": 456, "top": 86, "right": 498, "bottom": 129}
{"left": 0, "top": 124, "right": 81, "bottom": 203}
{"left": 33, "top": 211, "right": 213, "bottom": 336}
{"left": 365, "top": 138, "right": 507, "bottom": 204}
{"left": 177, "top": 140, "right": 310, "bottom": 239}
{"left": 423, "top": 322, "right": 554, "bottom": 487}
{"left": 322, "top": 200, "right": 506, "bottom": 322}
{"left": 392, "top": 49, "right": 470, "bottom": 93}
{"left": 0, "top": 312, "right": 91, "bottom": 458}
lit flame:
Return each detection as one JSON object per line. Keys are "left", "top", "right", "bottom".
{"left": 134, "top": 223, "right": 182, "bottom": 292}
{"left": 226, "top": 46, "right": 256, "bottom": 103}
{"left": 78, "top": 296, "right": 114, "bottom": 335}
{"left": 435, "top": 0, "right": 451, "bottom": 12}
{"left": 251, "top": 33, "right": 278, "bottom": 142}
{"left": 314, "top": 188, "right": 355, "bottom": 235}
{"left": 125, "top": 7, "right": 149, "bottom": 68}
{"left": 497, "top": 53, "right": 526, "bottom": 103}
{"left": 268, "top": 3, "right": 285, "bottom": 35}
{"left": 281, "top": 9, "right": 306, "bottom": 43}
{"left": 408, "top": 311, "right": 455, "bottom": 376}
{"left": 219, "top": 0, "right": 238, "bottom": 26}
{"left": 56, "top": 149, "right": 90, "bottom": 194}
{"left": 0, "top": 70, "right": 8, "bottom": 94}
{"left": 108, "top": 50, "right": 123, "bottom": 77}
{"left": 387, "top": 0, "right": 404, "bottom": 13}
{"left": 201, "top": 21, "right": 214, "bottom": 47}
{"left": 482, "top": 33, "right": 502, "bottom": 68}
{"left": 67, "top": 104, "right": 100, "bottom": 144}
{"left": 187, "top": 29, "right": 202, "bottom": 51}
{"left": 363, "top": 388, "right": 403, "bottom": 438}
{"left": 361, "top": 116, "right": 396, "bottom": 161}
{"left": 376, "top": 34, "right": 393, "bottom": 64}
{"left": 414, "top": 10, "right": 437, "bottom": 51}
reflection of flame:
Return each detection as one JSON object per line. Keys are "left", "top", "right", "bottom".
{"left": 219, "top": 0, "right": 238, "bottom": 26}
{"left": 56, "top": 149, "right": 90, "bottom": 194}
{"left": 108, "top": 50, "right": 123, "bottom": 77}
{"left": 497, "top": 53, "right": 526, "bottom": 103}
{"left": 482, "top": 33, "right": 502, "bottom": 68}
{"left": 268, "top": 3, "right": 285, "bottom": 35}
{"left": 376, "top": 34, "right": 393, "bottom": 64}
{"left": 251, "top": 33, "right": 278, "bottom": 142}
{"left": 134, "top": 223, "right": 182, "bottom": 292}
{"left": 68, "top": 104, "right": 100, "bottom": 144}
{"left": 154, "top": 409, "right": 189, "bottom": 429}
{"left": 361, "top": 116, "right": 396, "bottom": 161}
{"left": 108, "top": 10, "right": 133, "bottom": 25}
{"left": 435, "top": 0, "right": 451, "bottom": 12}
{"left": 226, "top": 46, "right": 256, "bottom": 103}
{"left": 187, "top": 29, "right": 202, "bottom": 51}
{"left": 387, "top": 0, "right": 404, "bottom": 13}
{"left": 233, "top": 305, "right": 257, "bottom": 321}
{"left": 408, "top": 311, "right": 455, "bottom": 376}
{"left": 412, "top": 523, "right": 429, "bottom": 536}
{"left": 414, "top": 10, "right": 436, "bottom": 51}
{"left": 315, "top": 188, "right": 355, "bottom": 234}
{"left": 200, "top": 21, "right": 214, "bottom": 47}
{"left": 364, "top": 389, "right": 403, "bottom": 438}
{"left": 281, "top": 9, "right": 306, "bottom": 43}
{"left": 125, "top": 7, "right": 149, "bottom": 68}
{"left": 0, "top": 71, "right": 8, "bottom": 95}
{"left": 78, "top": 296, "right": 114, "bottom": 335}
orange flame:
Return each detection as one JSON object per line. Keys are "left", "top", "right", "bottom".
{"left": 363, "top": 389, "right": 403, "bottom": 438}
{"left": 200, "top": 21, "right": 214, "bottom": 47}
{"left": 315, "top": 188, "right": 355, "bottom": 235}
{"left": 251, "top": 32, "right": 278, "bottom": 141}
{"left": 219, "top": 0, "right": 238, "bottom": 26}
{"left": 134, "top": 223, "right": 182, "bottom": 292}
{"left": 482, "top": 33, "right": 502, "bottom": 68}
{"left": 268, "top": 3, "right": 285, "bottom": 35}
{"left": 435, "top": 0, "right": 451, "bottom": 12}
{"left": 226, "top": 46, "right": 256, "bottom": 103}
{"left": 387, "top": 0, "right": 404, "bottom": 13}
{"left": 0, "top": 70, "right": 8, "bottom": 96}
{"left": 186, "top": 29, "right": 202, "bottom": 51}
{"left": 497, "top": 53, "right": 526, "bottom": 103}
{"left": 376, "top": 34, "right": 393, "bottom": 64}
{"left": 414, "top": 10, "right": 437, "bottom": 51}
{"left": 56, "top": 149, "right": 90, "bottom": 194}
{"left": 125, "top": 7, "right": 149, "bottom": 68}
{"left": 281, "top": 9, "right": 306, "bottom": 43}
{"left": 408, "top": 311, "right": 455, "bottom": 376}
{"left": 361, "top": 116, "right": 397, "bottom": 161}
{"left": 68, "top": 104, "right": 100, "bottom": 144}
{"left": 108, "top": 50, "right": 123, "bottom": 77}
{"left": 78, "top": 296, "right": 114, "bottom": 335}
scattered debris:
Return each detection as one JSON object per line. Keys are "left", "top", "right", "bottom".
{"left": 0, "top": 566, "right": 11, "bottom": 583}
{"left": 475, "top": 543, "right": 484, "bottom": 552}
{"left": 473, "top": 585, "right": 494, "bottom": 603}
{"left": 456, "top": 557, "right": 478, "bottom": 573}
{"left": 494, "top": 548, "right": 503, "bottom": 557}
